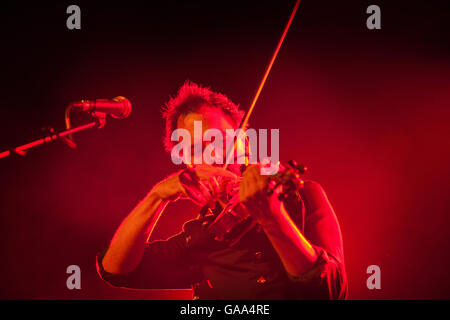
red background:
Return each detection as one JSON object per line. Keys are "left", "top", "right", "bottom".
{"left": 0, "top": 0, "right": 449, "bottom": 299}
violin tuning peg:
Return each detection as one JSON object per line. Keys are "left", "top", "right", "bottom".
{"left": 287, "top": 160, "right": 297, "bottom": 168}
{"left": 297, "top": 164, "right": 307, "bottom": 174}
{"left": 286, "top": 160, "right": 307, "bottom": 174}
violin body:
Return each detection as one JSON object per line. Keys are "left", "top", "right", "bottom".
{"left": 192, "top": 160, "right": 307, "bottom": 247}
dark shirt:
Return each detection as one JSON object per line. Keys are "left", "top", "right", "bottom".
{"left": 96, "top": 180, "right": 348, "bottom": 299}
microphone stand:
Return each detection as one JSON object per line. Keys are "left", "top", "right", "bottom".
{"left": 0, "top": 113, "right": 106, "bottom": 160}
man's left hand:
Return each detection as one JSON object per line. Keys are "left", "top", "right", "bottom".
{"left": 238, "top": 164, "right": 284, "bottom": 227}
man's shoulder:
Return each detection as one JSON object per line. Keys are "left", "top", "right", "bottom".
{"left": 301, "top": 179, "right": 340, "bottom": 225}
{"left": 301, "top": 180, "right": 330, "bottom": 207}
{"left": 303, "top": 179, "right": 326, "bottom": 193}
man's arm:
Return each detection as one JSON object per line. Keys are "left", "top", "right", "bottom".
{"left": 260, "top": 203, "right": 318, "bottom": 277}
{"left": 101, "top": 173, "right": 182, "bottom": 275}
{"left": 239, "top": 165, "right": 318, "bottom": 275}
{"left": 102, "top": 165, "right": 239, "bottom": 275}
{"left": 239, "top": 165, "right": 347, "bottom": 299}
{"left": 262, "top": 181, "right": 347, "bottom": 299}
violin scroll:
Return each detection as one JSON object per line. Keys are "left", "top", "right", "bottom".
{"left": 266, "top": 160, "right": 307, "bottom": 200}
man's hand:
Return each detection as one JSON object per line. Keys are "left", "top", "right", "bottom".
{"left": 238, "top": 164, "right": 284, "bottom": 227}
{"left": 152, "top": 165, "right": 238, "bottom": 207}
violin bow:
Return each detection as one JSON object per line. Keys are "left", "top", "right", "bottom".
{"left": 223, "top": 0, "right": 302, "bottom": 171}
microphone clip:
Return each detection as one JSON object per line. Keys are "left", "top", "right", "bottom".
{"left": 90, "top": 111, "right": 107, "bottom": 128}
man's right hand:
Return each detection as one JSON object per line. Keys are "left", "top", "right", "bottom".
{"left": 151, "top": 165, "right": 239, "bottom": 207}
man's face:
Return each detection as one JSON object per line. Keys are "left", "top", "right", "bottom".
{"left": 176, "top": 105, "right": 242, "bottom": 175}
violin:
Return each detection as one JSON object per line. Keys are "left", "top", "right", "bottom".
{"left": 179, "top": 160, "right": 307, "bottom": 246}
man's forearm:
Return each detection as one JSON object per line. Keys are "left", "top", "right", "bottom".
{"left": 262, "top": 206, "right": 318, "bottom": 277}
{"left": 102, "top": 191, "right": 168, "bottom": 274}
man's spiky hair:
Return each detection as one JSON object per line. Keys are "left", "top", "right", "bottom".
{"left": 162, "top": 81, "right": 244, "bottom": 152}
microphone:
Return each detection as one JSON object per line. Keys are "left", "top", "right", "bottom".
{"left": 70, "top": 96, "right": 132, "bottom": 119}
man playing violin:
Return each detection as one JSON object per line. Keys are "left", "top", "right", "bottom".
{"left": 96, "top": 81, "right": 348, "bottom": 299}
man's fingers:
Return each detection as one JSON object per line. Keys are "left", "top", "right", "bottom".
{"left": 197, "top": 180, "right": 215, "bottom": 208}
{"left": 243, "top": 164, "right": 268, "bottom": 193}
{"left": 239, "top": 175, "right": 250, "bottom": 203}
{"left": 178, "top": 168, "right": 215, "bottom": 207}
{"left": 195, "top": 164, "right": 238, "bottom": 181}
{"left": 208, "top": 177, "right": 221, "bottom": 197}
